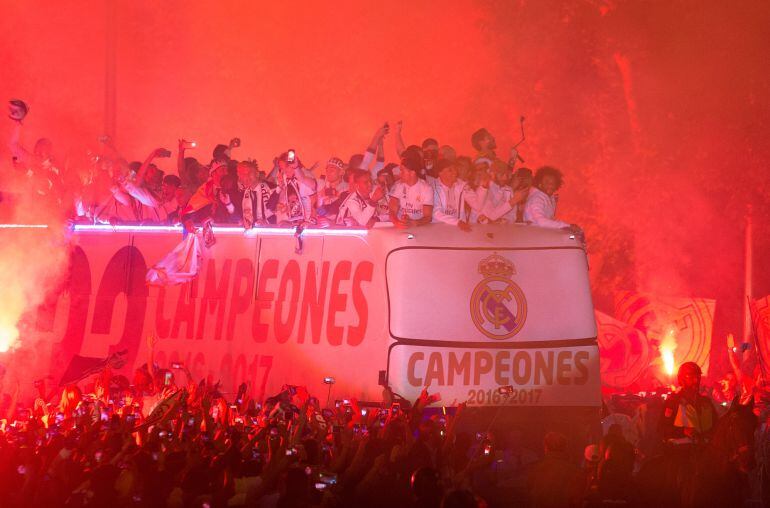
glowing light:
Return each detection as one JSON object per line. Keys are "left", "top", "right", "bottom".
{"left": 0, "top": 224, "right": 49, "bottom": 229}
{"left": 659, "top": 328, "right": 678, "bottom": 377}
{"left": 71, "top": 225, "right": 367, "bottom": 236}
{"left": 0, "top": 325, "right": 19, "bottom": 353}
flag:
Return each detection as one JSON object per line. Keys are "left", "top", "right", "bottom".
{"left": 595, "top": 311, "right": 651, "bottom": 389}
{"left": 614, "top": 291, "right": 715, "bottom": 376}
{"left": 749, "top": 295, "right": 770, "bottom": 371}
{"left": 59, "top": 350, "right": 127, "bottom": 386}
{"left": 135, "top": 389, "right": 186, "bottom": 430}
{"left": 146, "top": 232, "right": 203, "bottom": 286}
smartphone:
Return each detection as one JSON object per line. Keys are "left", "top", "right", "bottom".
{"left": 484, "top": 444, "right": 492, "bottom": 456}
{"left": 287, "top": 149, "right": 296, "bottom": 163}
{"left": 164, "top": 371, "right": 172, "bottom": 386}
{"left": 319, "top": 472, "right": 338, "bottom": 485}
{"left": 391, "top": 402, "right": 401, "bottom": 415}
{"left": 323, "top": 377, "right": 335, "bottom": 384}
{"left": 170, "top": 362, "right": 183, "bottom": 369}
{"left": 361, "top": 408, "right": 368, "bottom": 416}
{"left": 315, "top": 483, "right": 327, "bottom": 490}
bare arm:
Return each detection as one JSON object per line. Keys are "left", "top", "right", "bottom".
{"left": 389, "top": 195, "right": 407, "bottom": 228}
{"left": 177, "top": 140, "right": 187, "bottom": 179}
{"left": 136, "top": 148, "right": 162, "bottom": 184}
{"left": 395, "top": 121, "right": 406, "bottom": 157}
{"left": 9, "top": 122, "right": 30, "bottom": 164}
{"left": 414, "top": 205, "right": 433, "bottom": 226}
{"left": 362, "top": 124, "right": 388, "bottom": 174}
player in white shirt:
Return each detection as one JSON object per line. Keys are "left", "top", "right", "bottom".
{"left": 389, "top": 147, "right": 434, "bottom": 228}
{"left": 315, "top": 157, "right": 348, "bottom": 220}
{"left": 374, "top": 165, "right": 397, "bottom": 222}
{"left": 237, "top": 160, "right": 276, "bottom": 227}
{"left": 477, "top": 159, "right": 515, "bottom": 223}
{"left": 523, "top": 166, "right": 574, "bottom": 230}
{"left": 273, "top": 151, "right": 317, "bottom": 224}
{"left": 478, "top": 163, "right": 531, "bottom": 224}
{"left": 431, "top": 159, "right": 487, "bottom": 232}
{"left": 336, "top": 169, "right": 383, "bottom": 228}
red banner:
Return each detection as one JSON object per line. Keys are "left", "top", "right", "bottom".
{"left": 750, "top": 295, "right": 770, "bottom": 371}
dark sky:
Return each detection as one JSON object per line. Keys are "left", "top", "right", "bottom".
{"left": 1, "top": 0, "right": 768, "bottom": 355}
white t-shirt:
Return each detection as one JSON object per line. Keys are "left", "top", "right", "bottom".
{"left": 316, "top": 177, "right": 348, "bottom": 208}
{"left": 523, "top": 188, "right": 569, "bottom": 228}
{"left": 391, "top": 179, "right": 434, "bottom": 220}
{"left": 336, "top": 191, "right": 376, "bottom": 227}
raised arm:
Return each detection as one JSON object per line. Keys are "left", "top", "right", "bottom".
{"left": 395, "top": 121, "right": 406, "bottom": 157}
{"left": 9, "top": 121, "right": 30, "bottom": 165}
{"left": 362, "top": 123, "right": 389, "bottom": 175}
{"left": 136, "top": 148, "right": 163, "bottom": 184}
{"left": 177, "top": 139, "right": 188, "bottom": 179}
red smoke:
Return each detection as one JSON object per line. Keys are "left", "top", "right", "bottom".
{"left": 0, "top": 1, "right": 768, "bottom": 374}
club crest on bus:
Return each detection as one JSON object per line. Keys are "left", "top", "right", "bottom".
{"left": 470, "top": 253, "right": 527, "bottom": 340}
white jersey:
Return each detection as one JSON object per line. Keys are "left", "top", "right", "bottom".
{"left": 275, "top": 175, "right": 316, "bottom": 223}
{"left": 123, "top": 181, "right": 180, "bottom": 224}
{"left": 480, "top": 182, "right": 516, "bottom": 223}
{"left": 336, "top": 191, "right": 376, "bottom": 227}
{"left": 390, "top": 179, "right": 434, "bottom": 220}
{"left": 432, "top": 179, "right": 487, "bottom": 226}
{"left": 523, "top": 187, "right": 568, "bottom": 228}
{"left": 316, "top": 177, "right": 348, "bottom": 208}
{"left": 375, "top": 190, "right": 391, "bottom": 222}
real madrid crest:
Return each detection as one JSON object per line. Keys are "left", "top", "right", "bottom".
{"left": 470, "top": 253, "right": 527, "bottom": 340}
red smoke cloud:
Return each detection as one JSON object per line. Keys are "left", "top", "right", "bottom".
{"left": 0, "top": 1, "right": 768, "bottom": 373}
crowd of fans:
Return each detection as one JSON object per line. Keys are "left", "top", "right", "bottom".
{"left": 0, "top": 353, "right": 622, "bottom": 508}
{"left": 5, "top": 102, "right": 769, "bottom": 507}
{"left": 0, "top": 338, "right": 767, "bottom": 508}
{"left": 5, "top": 101, "right": 580, "bottom": 235}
